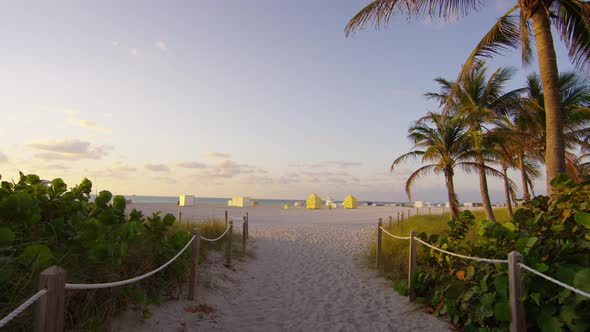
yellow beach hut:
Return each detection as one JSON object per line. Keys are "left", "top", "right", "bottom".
{"left": 306, "top": 193, "right": 322, "bottom": 209}
{"left": 343, "top": 194, "right": 358, "bottom": 209}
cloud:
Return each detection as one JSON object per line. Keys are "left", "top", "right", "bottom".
{"left": 288, "top": 161, "right": 362, "bottom": 169}
{"left": 112, "top": 41, "right": 120, "bottom": 47}
{"left": 145, "top": 163, "right": 170, "bottom": 172}
{"left": 129, "top": 48, "right": 138, "bottom": 56}
{"left": 206, "top": 151, "right": 231, "bottom": 159}
{"left": 153, "top": 176, "right": 176, "bottom": 183}
{"left": 91, "top": 162, "right": 136, "bottom": 178}
{"left": 63, "top": 109, "right": 79, "bottom": 115}
{"left": 176, "top": 161, "right": 207, "bottom": 169}
{"left": 45, "top": 164, "right": 71, "bottom": 170}
{"left": 67, "top": 118, "right": 111, "bottom": 133}
{"left": 240, "top": 175, "right": 274, "bottom": 185}
{"left": 0, "top": 152, "right": 7, "bottom": 163}
{"left": 155, "top": 41, "right": 168, "bottom": 52}
{"left": 26, "top": 139, "right": 111, "bottom": 160}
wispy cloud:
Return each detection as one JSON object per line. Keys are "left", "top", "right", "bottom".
{"left": 67, "top": 118, "right": 111, "bottom": 133}
{"left": 155, "top": 41, "right": 168, "bottom": 52}
{"left": 26, "top": 139, "right": 111, "bottom": 160}
{"left": 63, "top": 109, "right": 79, "bottom": 115}
{"left": 153, "top": 176, "right": 176, "bottom": 183}
{"left": 288, "top": 161, "right": 362, "bottom": 169}
{"left": 91, "top": 162, "right": 136, "bottom": 178}
{"left": 206, "top": 151, "right": 231, "bottom": 159}
{"left": 145, "top": 163, "right": 170, "bottom": 172}
{"left": 176, "top": 161, "right": 207, "bottom": 169}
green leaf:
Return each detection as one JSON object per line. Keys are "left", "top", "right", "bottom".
{"left": 574, "top": 212, "right": 590, "bottom": 228}
{"left": 502, "top": 221, "right": 516, "bottom": 231}
{"left": 531, "top": 292, "right": 541, "bottom": 305}
{"left": 466, "top": 265, "right": 475, "bottom": 280}
{"left": 18, "top": 244, "right": 54, "bottom": 269}
{"left": 537, "top": 315, "right": 563, "bottom": 332}
{"left": 573, "top": 268, "right": 590, "bottom": 294}
{"left": 494, "top": 302, "right": 510, "bottom": 322}
{"left": 560, "top": 304, "right": 578, "bottom": 324}
{"left": 550, "top": 224, "right": 565, "bottom": 232}
{"left": 535, "top": 263, "right": 550, "bottom": 272}
{"left": 0, "top": 227, "right": 15, "bottom": 246}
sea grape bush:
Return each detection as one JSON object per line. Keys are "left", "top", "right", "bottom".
{"left": 0, "top": 172, "right": 191, "bottom": 330}
{"left": 413, "top": 175, "right": 590, "bottom": 331}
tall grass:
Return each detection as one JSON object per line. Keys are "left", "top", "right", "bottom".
{"left": 371, "top": 208, "right": 509, "bottom": 281}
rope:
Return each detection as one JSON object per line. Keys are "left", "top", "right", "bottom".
{"left": 413, "top": 237, "right": 508, "bottom": 264}
{"left": 65, "top": 235, "right": 196, "bottom": 290}
{"left": 199, "top": 225, "right": 231, "bottom": 242}
{"left": 518, "top": 263, "right": 590, "bottom": 299}
{"left": 379, "top": 226, "right": 411, "bottom": 240}
{"left": 0, "top": 289, "right": 47, "bottom": 328}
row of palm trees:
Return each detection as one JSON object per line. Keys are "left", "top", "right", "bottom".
{"left": 391, "top": 63, "right": 590, "bottom": 221}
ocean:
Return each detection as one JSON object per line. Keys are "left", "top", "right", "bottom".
{"left": 121, "top": 195, "right": 406, "bottom": 206}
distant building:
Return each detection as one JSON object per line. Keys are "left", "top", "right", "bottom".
{"left": 228, "top": 196, "right": 251, "bottom": 207}
{"left": 306, "top": 193, "right": 322, "bottom": 209}
{"left": 179, "top": 195, "right": 195, "bottom": 207}
{"left": 414, "top": 201, "right": 424, "bottom": 208}
{"left": 343, "top": 194, "right": 358, "bottom": 209}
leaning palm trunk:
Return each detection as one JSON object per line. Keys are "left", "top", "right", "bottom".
{"left": 518, "top": 153, "right": 531, "bottom": 202}
{"left": 445, "top": 170, "right": 460, "bottom": 220}
{"left": 476, "top": 152, "right": 496, "bottom": 221}
{"left": 502, "top": 164, "right": 514, "bottom": 219}
{"left": 531, "top": 9, "right": 565, "bottom": 195}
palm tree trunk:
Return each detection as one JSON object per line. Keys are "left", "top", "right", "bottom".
{"left": 445, "top": 170, "right": 460, "bottom": 221}
{"left": 477, "top": 152, "right": 496, "bottom": 221}
{"left": 518, "top": 153, "right": 530, "bottom": 202}
{"left": 532, "top": 9, "right": 565, "bottom": 196}
{"left": 502, "top": 164, "right": 513, "bottom": 219}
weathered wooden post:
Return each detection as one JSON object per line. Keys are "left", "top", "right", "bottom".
{"left": 416, "top": 207, "right": 419, "bottom": 216}
{"left": 388, "top": 215, "right": 393, "bottom": 229}
{"left": 401, "top": 212, "right": 404, "bottom": 233}
{"left": 408, "top": 230, "right": 417, "bottom": 302}
{"left": 397, "top": 212, "right": 400, "bottom": 224}
{"left": 242, "top": 216, "right": 247, "bottom": 252}
{"left": 509, "top": 252, "right": 526, "bottom": 332}
{"left": 429, "top": 206, "right": 431, "bottom": 215}
{"left": 189, "top": 228, "right": 200, "bottom": 301}
{"left": 377, "top": 218, "right": 383, "bottom": 271}
{"left": 177, "top": 211, "right": 182, "bottom": 223}
{"left": 224, "top": 210, "right": 228, "bottom": 227}
{"left": 35, "top": 266, "right": 66, "bottom": 332}
{"left": 226, "top": 221, "right": 233, "bottom": 266}
{"left": 245, "top": 212, "right": 249, "bottom": 240}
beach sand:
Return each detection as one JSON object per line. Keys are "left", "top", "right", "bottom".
{"left": 110, "top": 203, "right": 451, "bottom": 331}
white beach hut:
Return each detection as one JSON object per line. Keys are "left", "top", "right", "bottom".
{"left": 179, "top": 195, "right": 195, "bottom": 207}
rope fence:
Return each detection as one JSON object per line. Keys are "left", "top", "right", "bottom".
{"left": 518, "top": 263, "right": 590, "bottom": 299}
{"left": 0, "top": 289, "right": 47, "bottom": 329}
{"left": 375, "top": 218, "right": 589, "bottom": 332}
{"left": 2, "top": 215, "right": 250, "bottom": 332}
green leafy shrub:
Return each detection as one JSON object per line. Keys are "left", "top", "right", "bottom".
{"left": 0, "top": 172, "right": 231, "bottom": 331}
{"left": 373, "top": 175, "right": 590, "bottom": 331}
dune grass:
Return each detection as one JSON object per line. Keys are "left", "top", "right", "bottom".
{"left": 370, "top": 208, "right": 509, "bottom": 282}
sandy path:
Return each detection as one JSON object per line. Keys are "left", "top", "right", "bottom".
{"left": 111, "top": 208, "right": 451, "bottom": 331}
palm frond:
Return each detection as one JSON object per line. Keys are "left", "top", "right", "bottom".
{"left": 391, "top": 151, "right": 426, "bottom": 171}
{"left": 552, "top": 0, "right": 590, "bottom": 70}
{"left": 404, "top": 164, "right": 441, "bottom": 201}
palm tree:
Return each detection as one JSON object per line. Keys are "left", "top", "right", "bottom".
{"left": 345, "top": 0, "right": 590, "bottom": 196}
{"left": 425, "top": 63, "right": 522, "bottom": 222}
{"left": 392, "top": 112, "right": 481, "bottom": 220}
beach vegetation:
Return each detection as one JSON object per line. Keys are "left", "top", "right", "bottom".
{"left": 372, "top": 176, "right": 590, "bottom": 330}
{"left": 0, "top": 172, "right": 234, "bottom": 331}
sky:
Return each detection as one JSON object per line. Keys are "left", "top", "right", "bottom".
{"left": 0, "top": 0, "right": 579, "bottom": 203}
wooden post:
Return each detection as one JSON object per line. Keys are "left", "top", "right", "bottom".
{"left": 177, "top": 211, "right": 182, "bottom": 223}
{"left": 509, "top": 252, "right": 526, "bottom": 332}
{"left": 408, "top": 209, "right": 411, "bottom": 218}
{"left": 226, "top": 221, "right": 233, "bottom": 266}
{"left": 442, "top": 206, "right": 445, "bottom": 215}
{"left": 189, "top": 228, "right": 200, "bottom": 301}
{"left": 397, "top": 212, "right": 400, "bottom": 223}
{"left": 408, "top": 230, "right": 417, "bottom": 302}
{"left": 35, "top": 266, "right": 66, "bottom": 332}
{"left": 377, "top": 218, "right": 383, "bottom": 271}
{"left": 388, "top": 216, "right": 393, "bottom": 229}
{"left": 225, "top": 210, "right": 228, "bottom": 227}
{"left": 416, "top": 207, "right": 419, "bottom": 216}
{"left": 245, "top": 212, "right": 249, "bottom": 240}
{"left": 242, "top": 216, "right": 247, "bottom": 252}
{"left": 429, "top": 207, "right": 431, "bottom": 215}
